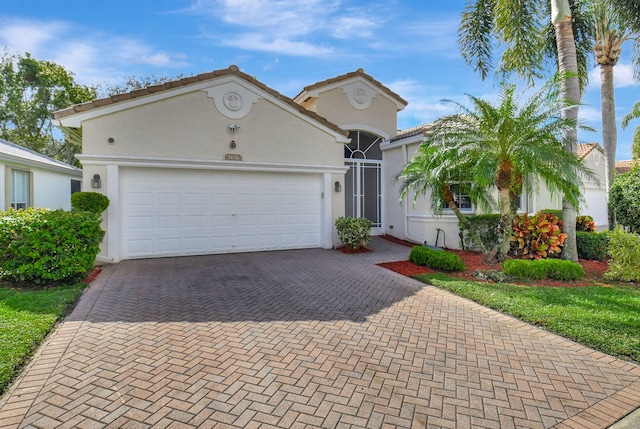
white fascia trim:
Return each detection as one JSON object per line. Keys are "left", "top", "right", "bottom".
{"left": 58, "top": 76, "right": 350, "bottom": 144}
{"left": 76, "top": 154, "right": 349, "bottom": 174}
{"left": 305, "top": 76, "right": 406, "bottom": 110}
{"left": 380, "top": 135, "right": 425, "bottom": 151}
{"left": 0, "top": 154, "right": 83, "bottom": 176}
{"left": 340, "top": 124, "right": 390, "bottom": 140}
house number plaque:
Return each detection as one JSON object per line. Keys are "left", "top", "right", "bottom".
{"left": 225, "top": 154, "right": 243, "bottom": 161}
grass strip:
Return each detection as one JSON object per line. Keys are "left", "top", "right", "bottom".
{"left": 413, "top": 273, "right": 640, "bottom": 362}
{"left": 0, "top": 283, "right": 86, "bottom": 395}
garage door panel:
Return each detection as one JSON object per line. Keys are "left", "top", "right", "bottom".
{"left": 121, "top": 168, "right": 322, "bottom": 258}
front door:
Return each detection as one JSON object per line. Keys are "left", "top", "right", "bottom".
{"left": 344, "top": 130, "right": 382, "bottom": 234}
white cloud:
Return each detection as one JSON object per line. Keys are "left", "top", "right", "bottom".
{"left": 588, "top": 62, "right": 639, "bottom": 89}
{"left": 0, "top": 16, "right": 190, "bottom": 85}
{"left": 218, "top": 33, "right": 334, "bottom": 56}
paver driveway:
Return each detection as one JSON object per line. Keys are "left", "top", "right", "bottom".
{"left": 1, "top": 237, "right": 640, "bottom": 428}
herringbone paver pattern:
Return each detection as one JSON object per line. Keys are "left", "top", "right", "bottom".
{"left": 1, "top": 237, "right": 639, "bottom": 428}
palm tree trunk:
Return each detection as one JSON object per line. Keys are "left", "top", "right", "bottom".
{"left": 497, "top": 187, "right": 513, "bottom": 261}
{"left": 552, "top": 0, "right": 580, "bottom": 262}
{"left": 600, "top": 63, "right": 617, "bottom": 229}
{"left": 443, "top": 187, "right": 488, "bottom": 255}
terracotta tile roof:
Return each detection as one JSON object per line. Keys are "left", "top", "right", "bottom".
{"left": 295, "top": 68, "right": 408, "bottom": 108}
{"left": 615, "top": 159, "right": 639, "bottom": 174}
{"left": 389, "top": 124, "right": 432, "bottom": 142}
{"left": 577, "top": 142, "right": 603, "bottom": 160}
{"left": 54, "top": 65, "right": 349, "bottom": 137}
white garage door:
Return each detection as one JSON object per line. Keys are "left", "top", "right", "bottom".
{"left": 121, "top": 168, "right": 322, "bottom": 258}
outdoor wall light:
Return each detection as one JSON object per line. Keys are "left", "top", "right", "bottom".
{"left": 228, "top": 123, "right": 240, "bottom": 132}
{"left": 334, "top": 181, "right": 341, "bottom": 192}
{"left": 91, "top": 174, "right": 102, "bottom": 189}
{"left": 230, "top": 140, "right": 236, "bottom": 149}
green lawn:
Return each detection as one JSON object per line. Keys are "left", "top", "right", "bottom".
{"left": 0, "top": 283, "right": 86, "bottom": 395}
{"left": 414, "top": 273, "right": 640, "bottom": 362}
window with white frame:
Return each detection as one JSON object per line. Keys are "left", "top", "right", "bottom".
{"left": 443, "top": 184, "right": 473, "bottom": 212}
{"left": 515, "top": 192, "right": 531, "bottom": 213}
{"left": 10, "top": 169, "right": 31, "bottom": 209}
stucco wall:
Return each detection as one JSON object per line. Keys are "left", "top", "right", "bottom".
{"left": 81, "top": 91, "right": 344, "bottom": 166}
{"left": 313, "top": 87, "right": 398, "bottom": 139}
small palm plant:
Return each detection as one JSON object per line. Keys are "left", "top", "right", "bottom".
{"left": 398, "top": 80, "right": 597, "bottom": 261}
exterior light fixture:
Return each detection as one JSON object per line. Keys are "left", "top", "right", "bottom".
{"left": 91, "top": 174, "right": 102, "bottom": 189}
{"left": 334, "top": 181, "right": 341, "bottom": 192}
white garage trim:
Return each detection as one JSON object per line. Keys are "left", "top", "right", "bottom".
{"left": 77, "top": 154, "right": 348, "bottom": 175}
{"left": 118, "top": 167, "right": 327, "bottom": 260}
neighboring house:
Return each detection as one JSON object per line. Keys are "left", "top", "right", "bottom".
{"left": 0, "top": 138, "right": 82, "bottom": 211}
{"left": 615, "top": 159, "right": 638, "bottom": 174}
{"left": 53, "top": 65, "right": 605, "bottom": 261}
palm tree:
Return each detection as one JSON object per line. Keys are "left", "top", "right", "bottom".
{"left": 590, "top": 1, "right": 633, "bottom": 229}
{"left": 622, "top": 102, "right": 640, "bottom": 159}
{"left": 398, "top": 82, "right": 596, "bottom": 261}
{"left": 458, "top": 0, "right": 592, "bottom": 261}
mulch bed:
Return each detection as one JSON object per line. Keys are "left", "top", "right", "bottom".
{"left": 379, "top": 235, "right": 609, "bottom": 287}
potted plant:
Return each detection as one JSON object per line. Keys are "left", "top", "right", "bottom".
{"left": 335, "top": 217, "right": 373, "bottom": 251}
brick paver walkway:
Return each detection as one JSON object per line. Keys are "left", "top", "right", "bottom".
{"left": 1, "top": 237, "right": 639, "bottom": 428}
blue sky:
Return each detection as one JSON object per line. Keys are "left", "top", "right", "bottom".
{"left": 1, "top": 0, "right": 638, "bottom": 160}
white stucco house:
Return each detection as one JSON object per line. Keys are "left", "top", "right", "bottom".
{"left": 54, "top": 66, "right": 606, "bottom": 262}
{"left": 0, "top": 138, "right": 82, "bottom": 211}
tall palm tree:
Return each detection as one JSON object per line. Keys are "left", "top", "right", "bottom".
{"left": 458, "top": 0, "right": 592, "bottom": 261}
{"left": 398, "top": 82, "right": 595, "bottom": 260}
{"left": 591, "top": 1, "right": 632, "bottom": 228}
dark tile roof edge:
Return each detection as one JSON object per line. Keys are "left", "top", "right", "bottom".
{"left": 389, "top": 124, "right": 432, "bottom": 143}
{"left": 295, "top": 68, "right": 408, "bottom": 108}
{"left": 54, "top": 65, "right": 349, "bottom": 138}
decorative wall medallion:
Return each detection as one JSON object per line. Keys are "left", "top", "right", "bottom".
{"left": 344, "top": 82, "right": 375, "bottom": 110}
{"left": 204, "top": 81, "right": 260, "bottom": 119}
{"left": 223, "top": 91, "right": 242, "bottom": 111}
{"left": 354, "top": 88, "right": 367, "bottom": 104}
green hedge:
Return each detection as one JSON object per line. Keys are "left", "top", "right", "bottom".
{"left": 604, "top": 227, "right": 640, "bottom": 282}
{"left": 459, "top": 214, "right": 502, "bottom": 252}
{"left": 0, "top": 208, "right": 104, "bottom": 284}
{"left": 71, "top": 191, "right": 110, "bottom": 215}
{"left": 409, "top": 246, "right": 465, "bottom": 271}
{"left": 502, "top": 259, "right": 585, "bottom": 281}
{"left": 576, "top": 231, "right": 609, "bottom": 261}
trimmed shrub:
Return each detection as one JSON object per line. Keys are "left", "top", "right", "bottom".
{"left": 604, "top": 227, "right": 640, "bottom": 282}
{"left": 510, "top": 212, "right": 567, "bottom": 259}
{"left": 576, "top": 231, "right": 609, "bottom": 261}
{"left": 610, "top": 166, "right": 640, "bottom": 234}
{"left": 502, "top": 259, "right": 585, "bottom": 281}
{"left": 459, "top": 214, "right": 502, "bottom": 252}
{"left": 409, "top": 246, "right": 465, "bottom": 271}
{"left": 576, "top": 215, "right": 596, "bottom": 232}
{"left": 0, "top": 208, "right": 104, "bottom": 284}
{"left": 335, "top": 217, "right": 373, "bottom": 250}
{"left": 538, "top": 209, "right": 563, "bottom": 222}
{"left": 71, "top": 191, "right": 110, "bottom": 215}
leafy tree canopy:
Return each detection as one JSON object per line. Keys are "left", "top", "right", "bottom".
{"left": 0, "top": 51, "right": 97, "bottom": 164}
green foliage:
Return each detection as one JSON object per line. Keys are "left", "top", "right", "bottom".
{"left": 98, "top": 73, "right": 184, "bottom": 96}
{"left": 576, "top": 231, "right": 609, "bottom": 261}
{"left": 409, "top": 246, "right": 465, "bottom": 272}
{"left": 460, "top": 214, "right": 502, "bottom": 252}
{"left": 0, "top": 208, "right": 103, "bottom": 284}
{"left": 502, "top": 259, "right": 585, "bottom": 281}
{"left": 538, "top": 209, "right": 563, "bottom": 222}
{"left": 510, "top": 212, "right": 567, "bottom": 259}
{"left": 604, "top": 227, "right": 640, "bottom": 282}
{"left": 0, "top": 52, "right": 96, "bottom": 164}
{"left": 71, "top": 192, "right": 110, "bottom": 215}
{"left": 610, "top": 166, "right": 640, "bottom": 234}
{"left": 335, "top": 217, "right": 373, "bottom": 250}
{"left": 576, "top": 215, "right": 596, "bottom": 232}
{"left": 0, "top": 283, "right": 85, "bottom": 395}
